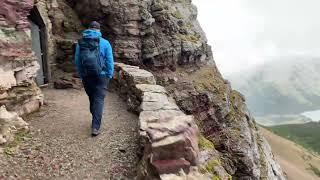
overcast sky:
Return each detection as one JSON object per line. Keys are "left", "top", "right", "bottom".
{"left": 193, "top": 0, "right": 320, "bottom": 75}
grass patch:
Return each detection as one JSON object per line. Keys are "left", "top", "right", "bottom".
{"left": 199, "top": 159, "right": 221, "bottom": 174}
{"left": 177, "top": 34, "right": 200, "bottom": 43}
{"left": 178, "top": 67, "right": 225, "bottom": 92}
{"left": 212, "top": 176, "right": 221, "bottom": 180}
{"left": 4, "top": 131, "right": 29, "bottom": 156}
{"left": 267, "top": 122, "right": 320, "bottom": 154}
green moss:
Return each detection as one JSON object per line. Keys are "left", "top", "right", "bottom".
{"left": 186, "top": 22, "right": 194, "bottom": 29}
{"left": 199, "top": 134, "right": 214, "bottom": 150}
{"left": 177, "top": 34, "right": 200, "bottom": 43}
{"left": 172, "top": 10, "right": 183, "bottom": 19}
{"left": 4, "top": 131, "right": 29, "bottom": 156}
{"left": 212, "top": 176, "right": 221, "bottom": 180}
{"left": 226, "top": 90, "right": 248, "bottom": 122}
{"left": 200, "top": 159, "right": 221, "bottom": 174}
{"left": 0, "top": 28, "right": 16, "bottom": 37}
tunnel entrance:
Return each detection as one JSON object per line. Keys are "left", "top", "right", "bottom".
{"left": 28, "top": 6, "right": 48, "bottom": 85}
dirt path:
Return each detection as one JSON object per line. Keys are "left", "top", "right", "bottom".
{"left": 0, "top": 89, "right": 139, "bottom": 179}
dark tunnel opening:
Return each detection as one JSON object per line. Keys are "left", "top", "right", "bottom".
{"left": 28, "top": 6, "right": 49, "bottom": 85}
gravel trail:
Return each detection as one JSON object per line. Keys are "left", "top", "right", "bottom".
{"left": 0, "top": 88, "right": 139, "bottom": 180}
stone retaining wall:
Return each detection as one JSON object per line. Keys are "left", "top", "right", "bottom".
{"left": 113, "top": 63, "right": 210, "bottom": 179}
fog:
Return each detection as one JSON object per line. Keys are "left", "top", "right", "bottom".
{"left": 193, "top": 0, "right": 320, "bottom": 75}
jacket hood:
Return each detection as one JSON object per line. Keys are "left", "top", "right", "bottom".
{"left": 82, "top": 29, "right": 102, "bottom": 39}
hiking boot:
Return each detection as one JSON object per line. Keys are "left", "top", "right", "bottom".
{"left": 91, "top": 129, "right": 100, "bottom": 137}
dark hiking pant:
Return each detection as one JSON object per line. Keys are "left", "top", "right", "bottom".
{"left": 82, "top": 76, "right": 110, "bottom": 130}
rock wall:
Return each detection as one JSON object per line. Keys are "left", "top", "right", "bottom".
{"left": 35, "top": 0, "right": 83, "bottom": 88}
{"left": 0, "top": 0, "right": 43, "bottom": 147}
{"left": 0, "top": 0, "right": 43, "bottom": 116}
{"left": 67, "top": 0, "right": 213, "bottom": 68}
{"left": 0, "top": 0, "right": 84, "bottom": 145}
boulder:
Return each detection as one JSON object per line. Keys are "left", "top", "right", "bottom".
{"left": 54, "top": 79, "right": 74, "bottom": 89}
{"left": 0, "top": 106, "right": 29, "bottom": 145}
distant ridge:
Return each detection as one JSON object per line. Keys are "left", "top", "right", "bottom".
{"left": 229, "top": 57, "right": 320, "bottom": 116}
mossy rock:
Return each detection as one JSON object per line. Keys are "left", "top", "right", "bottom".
{"left": 172, "top": 10, "right": 183, "bottom": 19}
{"left": 4, "top": 131, "right": 30, "bottom": 156}
{"left": 200, "top": 159, "right": 221, "bottom": 173}
{"left": 212, "top": 176, "right": 221, "bottom": 180}
{"left": 177, "top": 34, "right": 200, "bottom": 43}
{"left": 199, "top": 134, "right": 214, "bottom": 150}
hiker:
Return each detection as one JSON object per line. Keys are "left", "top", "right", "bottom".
{"left": 75, "top": 21, "right": 114, "bottom": 136}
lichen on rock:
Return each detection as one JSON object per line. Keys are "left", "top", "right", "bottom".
{"left": 0, "top": 106, "right": 29, "bottom": 146}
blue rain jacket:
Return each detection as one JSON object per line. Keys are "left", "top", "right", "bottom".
{"left": 75, "top": 29, "right": 114, "bottom": 79}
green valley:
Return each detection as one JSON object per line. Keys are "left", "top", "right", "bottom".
{"left": 267, "top": 122, "right": 320, "bottom": 154}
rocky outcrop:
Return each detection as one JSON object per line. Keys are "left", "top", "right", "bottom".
{"left": 48, "top": 4, "right": 82, "bottom": 81}
{"left": 0, "top": 0, "right": 43, "bottom": 116}
{"left": 156, "top": 67, "right": 285, "bottom": 179}
{"left": 0, "top": 0, "right": 43, "bottom": 147}
{"left": 34, "top": 0, "right": 83, "bottom": 88}
{"left": 68, "top": 0, "right": 213, "bottom": 68}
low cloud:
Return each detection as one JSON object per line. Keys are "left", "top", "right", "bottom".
{"left": 194, "top": 0, "right": 320, "bottom": 75}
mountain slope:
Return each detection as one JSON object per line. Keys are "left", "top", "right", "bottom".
{"left": 229, "top": 57, "right": 320, "bottom": 116}
{"left": 267, "top": 122, "right": 320, "bottom": 154}
{"left": 261, "top": 128, "right": 320, "bottom": 180}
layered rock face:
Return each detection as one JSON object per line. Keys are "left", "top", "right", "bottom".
{"left": 0, "top": 0, "right": 43, "bottom": 116}
{"left": 68, "top": 0, "right": 212, "bottom": 68}
{"left": 0, "top": 0, "right": 43, "bottom": 146}
{"left": 36, "top": 0, "right": 83, "bottom": 88}
{"left": 68, "top": 0, "right": 285, "bottom": 179}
